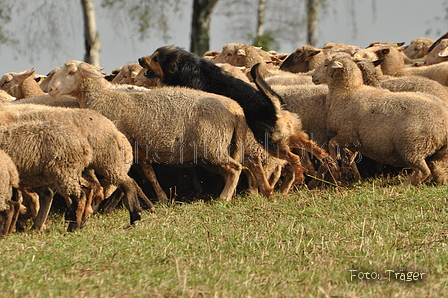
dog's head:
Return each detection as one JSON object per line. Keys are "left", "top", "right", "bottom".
{"left": 139, "top": 46, "right": 190, "bottom": 84}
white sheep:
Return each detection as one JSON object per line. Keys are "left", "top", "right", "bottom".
{"left": 312, "top": 53, "right": 448, "bottom": 186}
{"left": 0, "top": 119, "right": 93, "bottom": 232}
{"left": 47, "top": 60, "right": 257, "bottom": 202}
{"left": 0, "top": 102, "right": 150, "bottom": 230}
{"left": 374, "top": 45, "right": 448, "bottom": 86}
{"left": 0, "top": 149, "right": 20, "bottom": 236}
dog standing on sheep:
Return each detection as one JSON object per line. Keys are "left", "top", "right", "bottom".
{"left": 138, "top": 46, "right": 339, "bottom": 185}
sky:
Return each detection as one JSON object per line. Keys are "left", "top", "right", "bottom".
{"left": 0, "top": 0, "right": 447, "bottom": 75}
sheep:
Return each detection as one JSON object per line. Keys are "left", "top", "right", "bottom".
{"left": 312, "top": 53, "right": 448, "bottom": 186}
{"left": 0, "top": 67, "right": 46, "bottom": 99}
{"left": 423, "top": 38, "right": 448, "bottom": 66}
{"left": 279, "top": 44, "right": 326, "bottom": 73}
{"left": 355, "top": 58, "right": 448, "bottom": 103}
{"left": 0, "top": 118, "right": 95, "bottom": 232}
{"left": 111, "top": 63, "right": 143, "bottom": 85}
{"left": 46, "top": 60, "right": 270, "bottom": 202}
{"left": 138, "top": 46, "right": 338, "bottom": 185}
{"left": 0, "top": 90, "right": 14, "bottom": 102}
{"left": 0, "top": 149, "right": 20, "bottom": 236}
{"left": 374, "top": 45, "right": 448, "bottom": 86}
{"left": 213, "top": 43, "right": 298, "bottom": 82}
{"left": 215, "top": 63, "right": 251, "bottom": 84}
{"left": 402, "top": 37, "right": 435, "bottom": 60}
{"left": 0, "top": 102, "right": 150, "bottom": 230}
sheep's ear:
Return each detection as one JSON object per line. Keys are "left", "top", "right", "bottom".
{"left": 237, "top": 49, "right": 247, "bottom": 56}
{"left": 372, "top": 58, "right": 384, "bottom": 67}
{"left": 331, "top": 61, "right": 344, "bottom": 69}
{"left": 308, "top": 50, "right": 321, "bottom": 57}
{"left": 78, "top": 63, "right": 105, "bottom": 78}
{"left": 438, "top": 47, "right": 448, "bottom": 58}
{"left": 381, "top": 48, "right": 390, "bottom": 55}
{"left": 13, "top": 67, "right": 36, "bottom": 84}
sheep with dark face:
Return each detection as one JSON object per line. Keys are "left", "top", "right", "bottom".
{"left": 138, "top": 46, "right": 338, "bottom": 185}
{"left": 312, "top": 53, "right": 448, "bottom": 186}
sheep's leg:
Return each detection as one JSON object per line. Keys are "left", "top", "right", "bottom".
{"left": 0, "top": 212, "right": 6, "bottom": 236}
{"left": 32, "top": 188, "right": 54, "bottom": 231}
{"left": 66, "top": 191, "right": 87, "bottom": 232}
{"left": 218, "top": 158, "right": 243, "bottom": 203}
{"left": 16, "top": 188, "right": 39, "bottom": 232}
{"left": 6, "top": 200, "right": 20, "bottom": 235}
{"left": 100, "top": 189, "right": 124, "bottom": 215}
{"left": 246, "top": 162, "right": 274, "bottom": 199}
{"left": 242, "top": 167, "right": 259, "bottom": 195}
{"left": 134, "top": 179, "right": 155, "bottom": 212}
{"left": 403, "top": 160, "right": 431, "bottom": 186}
{"left": 341, "top": 148, "right": 362, "bottom": 182}
{"left": 0, "top": 204, "right": 14, "bottom": 236}
{"left": 137, "top": 160, "right": 169, "bottom": 204}
{"left": 119, "top": 179, "right": 143, "bottom": 225}
{"left": 81, "top": 187, "right": 95, "bottom": 229}
{"left": 278, "top": 164, "right": 295, "bottom": 195}
{"left": 268, "top": 145, "right": 306, "bottom": 185}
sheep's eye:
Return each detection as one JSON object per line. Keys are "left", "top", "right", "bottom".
{"left": 0, "top": 80, "right": 11, "bottom": 87}
{"left": 152, "top": 56, "right": 158, "bottom": 63}
{"left": 226, "top": 53, "right": 232, "bottom": 57}
{"left": 68, "top": 70, "right": 76, "bottom": 75}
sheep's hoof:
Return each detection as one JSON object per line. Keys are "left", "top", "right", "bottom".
{"left": 131, "top": 220, "right": 141, "bottom": 227}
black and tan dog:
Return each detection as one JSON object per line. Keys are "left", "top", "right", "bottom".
{"left": 139, "top": 46, "right": 339, "bottom": 184}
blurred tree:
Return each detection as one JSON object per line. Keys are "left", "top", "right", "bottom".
{"left": 190, "top": 0, "right": 219, "bottom": 56}
{"left": 82, "top": 0, "right": 101, "bottom": 66}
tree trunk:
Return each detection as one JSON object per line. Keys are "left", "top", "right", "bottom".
{"left": 306, "top": 0, "right": 319, "bottom": 46}
{"left": 190, "top": 0, "right": 219, "bottom": 56}
{"left": 81, "top": 0, "right": 101, "bottom": 66}
{"left": 256, "top": 0, "right": 266, "bottom": 39}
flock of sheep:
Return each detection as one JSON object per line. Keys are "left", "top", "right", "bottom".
{"left": 1, "top": 32, "right": 448, "bottom": 236}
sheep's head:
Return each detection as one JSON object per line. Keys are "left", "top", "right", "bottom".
{"left": 111, "top": 63, "right": 142, "bottom": 84}
{"left": 312, "top": 54, "right": 362, "bottom": 87}
{"left": 423, "top": 39, "right": 448, "bottom": 66}
{"left": 213, "top": 43, "right": 268, "bottom": 68}
{"left": 48, "top": 60, "right": 104, "bottom": 98}
{"left": 0, "top": 67, "right": 37, "bottom": 98}
{"left": 280, "top": 45, "right": 323, "bottom": 73}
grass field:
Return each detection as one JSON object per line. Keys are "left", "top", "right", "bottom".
{"left": 1, "top": 177, "right": 447, "bottom": 298}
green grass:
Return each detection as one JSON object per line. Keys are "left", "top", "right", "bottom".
{"left": 1, "top": 178, "right": 447, "bottom": 297}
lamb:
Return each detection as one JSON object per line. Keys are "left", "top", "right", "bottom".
{"left": 138, "top": 46, "right": 338, "bottom": 184}
{"left": 0, "top": 149, "right": 20, "bottom": 236}
{"left": 312, "top": 53, "right": 448, "bottom": 185}
{"left": 47, "top": 60, "right": 266, "bottom": 202}
{"left": 374, "top": 45, "right": 448, "bottom": 86}
{"left": 0, "top": 102, "right": 150, "bottom": 230}
{"left": 111, "top": 63, "right": 143, "bottom": 85}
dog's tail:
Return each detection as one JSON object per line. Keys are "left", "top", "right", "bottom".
{"left": 250, "top": 63, "right": 291, "bottom": 144}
